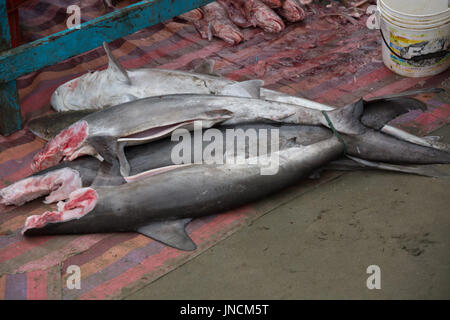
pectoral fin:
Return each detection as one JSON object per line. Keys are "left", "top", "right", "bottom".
{"left": 136, "top": 219, "right": 196, "bottom": 251}
{"left": 87, "top": 135, "right": 131, "bottom": 177}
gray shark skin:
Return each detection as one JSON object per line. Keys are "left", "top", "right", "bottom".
{"left": 51, "top": 42, "right": 444, "bottom": 115}
{"left": 4, "top": 115, "right": 450, "bottom": 210}
{"left": 22, "top": 137, "right": 344, "bottom": 250}
{"left": 28, "top": 95, "right": 427, "bottom": 142}
{"left": 51, "top": 42, "right": 332, "bottom": 112}
{"left": 32, "top": 88, "right": 371, "bottom": 177}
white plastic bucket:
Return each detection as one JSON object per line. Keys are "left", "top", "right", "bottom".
{"left": 378, "top": 0, "right": 450, "bottom": 77}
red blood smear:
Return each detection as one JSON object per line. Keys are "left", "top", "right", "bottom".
{"left": 31, "top": 121, "right": 88, "bottom": 172}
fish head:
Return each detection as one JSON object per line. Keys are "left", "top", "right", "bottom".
{"left": 31, "top": 121, "right": 93, "bottom": 172}
{"left": 51, "top": 71, "right": 103, "bottom": 111}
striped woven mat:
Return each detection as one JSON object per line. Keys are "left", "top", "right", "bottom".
{"left": 0, "top": 0, "right": 448, "bottom": 299}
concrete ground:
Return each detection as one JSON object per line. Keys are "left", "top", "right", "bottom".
{"left": 127, "top": 126, "right": 450, "bottom": 300}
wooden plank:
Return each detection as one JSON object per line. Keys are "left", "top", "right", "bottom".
{"left": 0, "top": 0, "right": 213, "bottom": 84}
{"left": 0, "top": 0, "right": 22, "bottom": 135}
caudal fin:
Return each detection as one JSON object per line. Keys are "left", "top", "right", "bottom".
{"left": 361, "top": 97, "right": 427, "bottom": 130}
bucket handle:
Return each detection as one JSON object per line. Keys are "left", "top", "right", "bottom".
{"left": 380, "top": 30, "right": 449, "bottom": 62}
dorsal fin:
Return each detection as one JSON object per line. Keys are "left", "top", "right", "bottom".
{"left": 103, "top": 42, "right": 131, "bottom": 85}
{"left": 136, "top": 218, "right": 196, "bottom": 251}
{"left": 193, "top": 59, "right": 216, "bottom": 75}
{"left": 220, "top": 80, "right": 264, "bottom": 98}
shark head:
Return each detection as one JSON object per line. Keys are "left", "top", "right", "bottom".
{"left": 51, "top": 42, "right": 131, "bottom": 112}
{"left": 51, "top": 71, "right": 106, "bottom": 111}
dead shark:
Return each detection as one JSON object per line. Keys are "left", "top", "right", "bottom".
{"left": 50, "top": 42, "right": 447, "bottom": 152}
{"left": 5, "top": 100, "right": 450, "bottom": 210}
{"left": 22, "top": 137, "right": 344, "bottom": 250}
{"left": 33, "top": 82, "right": 376, "bottom": 177}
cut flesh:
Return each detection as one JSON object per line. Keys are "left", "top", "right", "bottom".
{"left": 0, "top": 168, "right": 82, "bottom": 207}
{"left": 31, "top": 121, "right": 89, "bottom": 172}
{"left": 22, "top": 187, "right": 98, "bottom": 234}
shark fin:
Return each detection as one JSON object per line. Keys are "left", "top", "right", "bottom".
{"left": 137, "top": 218, "right": 196, "bottom": 251}
{"left": 380, "top": 125, "right": 450, "bottom": 152}
{"left": 220, "top": 80, "right": 264, "bottom": 99}
{"left": 117, "top": 141, "right": 130, "bottom": 177}
{"left": 361, "top": 97, "right": 426, "bottom": 130}
{"left": 193, "top": 59, "right": 217, "bottom": 76}
{"left": 103, "top": 42, "right": 131, "bottom": 85}
{"left": 87, "top": 135, "right": 131, "bottom": 177}
{"left": 345, "top": 155, "right": 450, "bottom": 178}
{"left": 325, "top": 99, "right": 365, "bottom": 135}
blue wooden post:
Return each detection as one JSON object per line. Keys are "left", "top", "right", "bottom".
{"left": 0, "top": 0, "right": 22, "bottom": 136}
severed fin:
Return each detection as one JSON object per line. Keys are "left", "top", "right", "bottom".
{"left": 91, "top": 161, "right": 125, "bottom": 187}
{"left": 87, "top": 135, "right": 130, "bottom": 176}
{"left": 325, "top": 99, "right": 365, "bottom": 135}
{"left": 344, "top": 155, "right": 450, "bottom": 178}
{"left": 193, "top": 59, "right": 217, "bottom": 76}
{"left": 103, "top": 42, "right": 131, "bottom": 85}
{"left": 366, "top": 88, "right": 444, "bottom": 102}
{"left": 136, "top": 218, "right": 196, "bottom": 251}
{"left": 361, "top": 97, "right": 426, "bottom": 130}
{"left": 220, "top": 80, "right": 264, "bottom": 99}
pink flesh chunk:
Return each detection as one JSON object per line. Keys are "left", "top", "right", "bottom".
{"left": 244, "top": 0, "right": 285, "bottom": 33}
{"left": 124, "top": 164, "right": 192, "bottom": 183}
{"left": 0, "top": 168, "right": 82, "bottom": 207}
{"left": 31, "top": 121, "right": 89, "bottom": 173}
{"left": 278, "top": 0, "right": 306, "bottom": 22}
{"left": 22, "top": 187, "right": 98, "bottom": 234}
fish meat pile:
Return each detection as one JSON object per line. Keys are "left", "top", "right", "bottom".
{"left": 182, "top": 0, "right": 305, "bottom": 44}
{"left": 2, "top": 42, "right": 449, "bottom": 251}
{"left": 177, "top": 0, "right": 370, "bottom": 45}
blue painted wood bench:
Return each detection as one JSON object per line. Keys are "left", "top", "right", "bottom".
{"left": 0, "top": 0, "right": 213, "bottom": 136}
